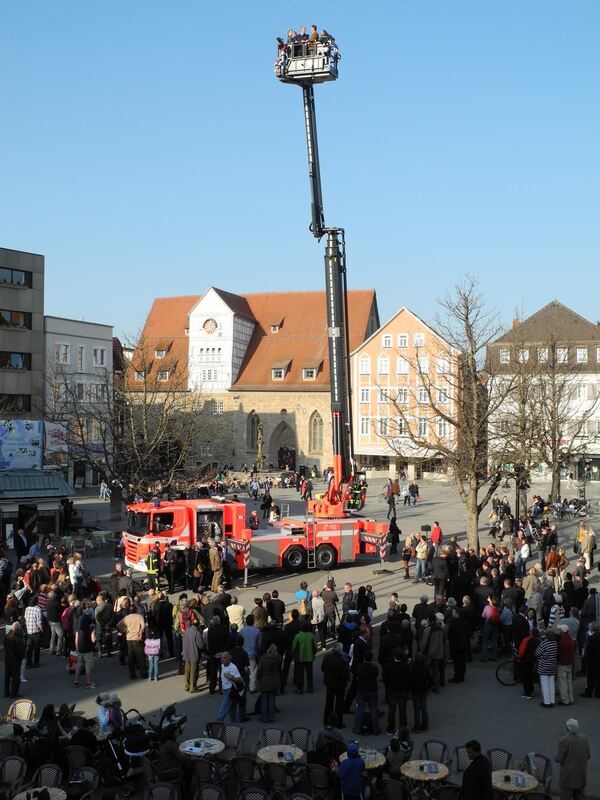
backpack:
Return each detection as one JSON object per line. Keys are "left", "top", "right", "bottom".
{"left": 297, "top": 592, "right": 310, "bottom": 617}
{"left": 488, "top": 606, "right": 501, "bottom": 625}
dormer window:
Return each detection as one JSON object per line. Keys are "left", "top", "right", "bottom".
{"left": 303, "top": 368, "right": 316, "bottom": 381}
{"left": 155, "top": 349, "right": 166, "bottom": 359}
{"left": 271, "top": 325, "right": 280, "bottom": 333}
{"left": 134, "top": 370, "right": 145, "bottom": 382}
{"left": 157, "top": 370, "right": 170, "bottom": 381}
{"left": 272, "top": 368, "right": 284, "bottom": 380}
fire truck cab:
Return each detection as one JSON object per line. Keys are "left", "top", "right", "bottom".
{"left": 123, "top": 498, "right": 247, "bottom": 572}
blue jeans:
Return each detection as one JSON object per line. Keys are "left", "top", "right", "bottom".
{"left": 414, "top": 559, "right": 425, "bottom": 581}
{"left": 516, "top": 555, "right": 527, "bottom": 579}
{"left": 259, "top": 691, "right": 276, "bottom": 723}
{"left": 481, "top": 622, "right": 498, "bottom": 660}
{"left": 148, "top": 655, "right": 159, "bottom": 679}
{"left": 353, "top": 691, "right": 380, "bottom": 735}
{"left": 217, "top": 688, "right": 239, "bottom": 722}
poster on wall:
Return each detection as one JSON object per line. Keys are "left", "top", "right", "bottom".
{"left": 44, "top": 421, "right": 69, "bottom": 456}
{"left": 0, "top": 419, "right": 43, "bottom": 469}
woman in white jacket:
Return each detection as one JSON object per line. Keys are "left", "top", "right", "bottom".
{"left": 311, "top": 591, "right": 326, "bottom": 650}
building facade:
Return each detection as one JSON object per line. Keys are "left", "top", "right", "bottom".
{"left": 488, "top": 300, "right": 600, "bottom": 482}
{"left": 0, "top": 246, "right": 45, "bottom": 416}
{"left": 133, "top": 287, "right": 379, "bottom": 473}
{"left": 350, "top": 307, "right": 458, "bottom": 479}
{"left": 44, "top": 316, "right": 114, "bottom": 486}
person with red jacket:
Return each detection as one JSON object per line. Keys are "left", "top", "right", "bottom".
{"left": 556, "top": 625, "right": 576, "bottom": 705}
{"left": 431, "top": 522, "right": 443, "bottom": 548}
{"left": 518, "top": 627, "right": 540, "bottom": 699}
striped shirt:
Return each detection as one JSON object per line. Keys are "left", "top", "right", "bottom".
{"left": 24, "top": 604, "right": 43, "bottom": 634}
{"left": 535, "top": 638, "right": 558, "bottom": 676}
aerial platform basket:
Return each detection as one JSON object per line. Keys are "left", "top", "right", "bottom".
{"left": 275, "top": 40, "right": 340, "bottom": 85}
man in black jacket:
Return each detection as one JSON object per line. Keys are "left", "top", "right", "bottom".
{"left": 281, "top": 609, "right": 303, "bottom": 692}
{"left": 4, "top": 622, "right": 26, "bottom": 698}
{"left": 266, "top": 589, "right": 285, "bottom": 627}
{"left": 382, "top": 649, "right": 410, "bottom": 734}
{"left": 352, "top": 651, "right": 380, "bottom": 736}
{"left": 321, "top": 642, "right": 349, "bottom": 726}
{"left": 460, "top": 740, "right": 493, "bottom": 800}
{"left": 431, "top": 552, "right": 449, "bottom": 598}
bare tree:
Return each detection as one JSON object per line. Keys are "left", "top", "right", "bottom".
{"left": 378, "top": 277, "right": 517, "bottom": 549}
{"left": 46, "top": 336, "right": 212, "bottom": 502}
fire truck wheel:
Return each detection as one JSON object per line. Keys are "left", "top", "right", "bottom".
{"left": 283, "top": 546, "right": 307, "bottom": 571}
{"left": 315, "top": 544, "right": 337, "bottom": 570}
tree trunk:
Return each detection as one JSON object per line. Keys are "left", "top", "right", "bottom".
{"left": 466, "top": 493, "right": 480, "bottom": 551}
{"left": 550, "top": 462, "right": 560, "bottom": 502}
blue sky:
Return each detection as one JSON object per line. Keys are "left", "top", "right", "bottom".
{"left": 1, "top": 2, "right": 599, "bottom": 337}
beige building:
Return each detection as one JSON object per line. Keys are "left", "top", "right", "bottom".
{"left": 132, "top": 287, "right": 379, "bottom": 472}
{"left": 350, "top": 307, "right": 458, "bottom": 479}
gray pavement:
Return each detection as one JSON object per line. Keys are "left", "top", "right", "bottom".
{"left": 10, "top": 478, "right": 600, "bottom": 796}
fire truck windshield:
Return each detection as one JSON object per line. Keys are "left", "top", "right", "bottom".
{"left": 128, "top": 510, "right": 150, "bottom": 535}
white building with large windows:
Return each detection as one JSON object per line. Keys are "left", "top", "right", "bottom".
{"left": 350, "top": 307, "right": 458, "bottom": 479}
{"left": 43, "top": 316, "right": 114, "bottom": 486}
{"left": 487, "top": 301, "right": 600, "bottom": 482}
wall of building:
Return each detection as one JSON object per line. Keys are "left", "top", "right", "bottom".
{"left": 350, "top": 308, "right": 457, "bottom": 473}
{"left": 44, "top": 316, "right": 114, "bottom": 485}
{"left": 0, "top": 247, "right": 45, "bottom": 416}
{"left": 188, "top": 290, "right": 255, "bottom": 392}
{"left": 193, "top": 389, "right": 332, "bottom": 472}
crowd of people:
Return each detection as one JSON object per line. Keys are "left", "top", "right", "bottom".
{"left": 1, "top": 481, "right": 598, "bottom": 798}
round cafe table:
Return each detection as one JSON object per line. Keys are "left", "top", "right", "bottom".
{"left": 492, "top": 769, "right": 538, "bottom": 795}
{"left": 14, "top": 791, "right": 67, "bottom": 800}
{"left": 256, "top": 745, "right": 304, "bottom": 764}
{"left": 339, "top": 748, "right": 386, "bottom": 770}
{"left": 401, "top": 759, "right": 450, "bottom": 782}
{"left": 179, "top": 737, "right": 225, "bottom": 759}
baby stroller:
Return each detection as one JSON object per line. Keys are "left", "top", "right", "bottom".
{"left": 98, "top": 709, "right": 157, "bottom": 793}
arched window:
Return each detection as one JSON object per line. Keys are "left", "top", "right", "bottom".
{"left": 247, "top": 410, "right": 259, "bottom": 449}
{"left": 309, "top": 411, "right": 323, "bottom": 454}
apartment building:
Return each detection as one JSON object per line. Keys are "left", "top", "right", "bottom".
{"left": 350, "top": 307, "right": 458, "bottom": 479}
{"left": 488, "top": 300, "right": 600, "bottom": 481}
{"left": 44, "top": 316, "right": 114, "bottom": 485}
{"left": 0, "top": 246, "right": 45, "bottom": 415}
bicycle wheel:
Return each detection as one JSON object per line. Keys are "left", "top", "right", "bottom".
{"left": 495, "top": 659, "right": 518, "bottom": 686}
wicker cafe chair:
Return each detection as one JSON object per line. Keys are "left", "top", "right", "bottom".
{"left": 146, "top": 783, "right": 178, "bottom": 800}
{"left": 419, "top": 739, "right": 450, "bottom": 765}
{"left": 6, "top": 699, "right": 36, "bottom": 722}
{"left": 486, "top": 748, "right": 513, "bottom": 771}
{"left": 524, "top": 751, "right": 553, "bottom": 793}
{"left": 32, "top": 763, "right": 63, "bottom": 788}
{"left": 0, "top": 756, "right": 27, "bottom": 796}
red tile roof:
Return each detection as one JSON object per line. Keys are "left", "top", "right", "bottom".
{"left": 130, "top": 289, "right": 378, "bottom": 392}
{"left": 233, "top": 290, "right": 378, "bottom": 391}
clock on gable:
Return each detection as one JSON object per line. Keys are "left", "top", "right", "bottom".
{"left": 203, "top": 318, "right": 217, "bottom": 335}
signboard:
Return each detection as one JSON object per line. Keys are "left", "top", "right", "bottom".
{"left": 0, "top": 419, "right": 43, "bottom": 469}
{"left": 44, "top": 421, "right": 69, "bottom": 456}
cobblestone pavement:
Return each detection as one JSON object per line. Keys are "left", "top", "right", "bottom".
{"left": 9, "top": 477, "right": 600, "bottom": 796}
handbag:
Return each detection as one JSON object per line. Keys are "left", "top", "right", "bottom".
{"left": 572, "top": 540, "right": 580, "bottom": 555}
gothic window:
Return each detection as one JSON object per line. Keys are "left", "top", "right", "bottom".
{"left": 309, "top": 411, "right": 323, "bottom": 454}
{"left": 247, "top": 410, "right": 259, "bottom": 449}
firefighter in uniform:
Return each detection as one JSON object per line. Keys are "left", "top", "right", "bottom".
{"left": 146, "top": 542, "right": 161, "bottom": 590}
{"left": 209, "top": 541, "right": 223, "bottom": 592}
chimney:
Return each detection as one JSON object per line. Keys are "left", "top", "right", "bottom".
{"left": 512, "top": 319, "right": 520, "bottom": 329}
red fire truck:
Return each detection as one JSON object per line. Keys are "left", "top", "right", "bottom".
{"left": 122, "top": 34, "right": 388, "bottom": 575}
{"left": 123, "top": 496, "right": 386, "bottom": 574}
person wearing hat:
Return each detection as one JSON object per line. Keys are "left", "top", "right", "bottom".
{"left": 338, "top": 742, "right": 365, "bottom": 800}
{"left": 557, "top": 625, "right": 576, "bottom": 705}
{"left": 555, "top": 718, "right": 590, "bottom": 799}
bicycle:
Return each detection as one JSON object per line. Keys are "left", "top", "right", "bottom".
{"left": 495, "top": 648, "right": 519, "bottom": 686}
